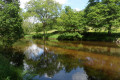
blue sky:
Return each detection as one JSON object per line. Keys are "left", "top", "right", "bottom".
{"left": 20, "top": 0, "right": 89, "bottom": 11}
{"left": 63, "top": 0, "right": 89, "bottom": 11}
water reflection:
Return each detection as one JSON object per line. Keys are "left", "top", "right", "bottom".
{"left": 0, "top": 47, "right": 25, "bottom": 80}
{"left": 23, "top": 41, "right": 119, "bottom": 80}
{"left": 32, "top": 67, "right": 88, "bottom": 80}
{"left": 1, "top": 48, "right": 25, "bottom": 67}
{"left": 10, "top": 39, "right": 120, "bottom": 80}
{"left": 35, "top": 40, "right": 120, "bottom": 56}
{"left": 24, "top": 44, "right": 44, "bottom": 60}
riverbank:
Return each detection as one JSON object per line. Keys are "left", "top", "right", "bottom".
{"left": 24, "top": 31, "right": 120, "bottom": 42}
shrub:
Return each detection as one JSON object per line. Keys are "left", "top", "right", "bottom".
{"left": 82, "top": 32, "right": 120, "bottom": 41}
{"left": 32, "top": 34, "right": 43, "bottom": 39}
{"left": 58, "top": 32, "right": 83, "bottom": 41}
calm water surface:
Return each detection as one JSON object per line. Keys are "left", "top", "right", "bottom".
{"left": 8, "top": 39, "right": 120, "bottom": 80}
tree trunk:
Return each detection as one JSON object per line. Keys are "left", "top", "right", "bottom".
{"left": 43, "top": 23, "right": 46, "bottom": 40}
{"left": 44, "top": 40, "right": 45, "bottom": 54}
{"left": 44, "top": 27, "right": 45, "bottom": 40}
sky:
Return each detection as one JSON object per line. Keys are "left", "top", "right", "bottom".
{"left": 20, "top": 0, "right": 89, "bottom": 11}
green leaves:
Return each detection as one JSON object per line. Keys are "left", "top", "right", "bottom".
{"left": 58, "top": 6, "right": 86, "bottom": 31}
{"left": 0, "top": 1, "right": 23, "bottom": 46}
{"left": 25, "top": 0, "right": 61, "bottom": 36}
{"left": 58, "top": 32, "right": 83, "bottom": 41}
{"left": 86, "top": 0, "right": 120, "bottom": 34}
{"left": 26, "top": 0, "right": 61, "bottom": 23}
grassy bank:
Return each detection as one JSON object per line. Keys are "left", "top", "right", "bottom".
{"left": 24, "top": 30, "right": 120, "bottom": 42}
{"left": 31, "top": 30, "right": 61, "bottom": 40}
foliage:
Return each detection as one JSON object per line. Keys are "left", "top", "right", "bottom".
{"left": 0, "top": 1, "right": 23, "bottom": 46}
{"left": 22, "top": 21, "right": 34, "bottom": 34}
{"left": 32, "top": 34, "right": 43, "bottom": 39}
{"left": 82, "top": 32, "right": 120, "bottom": 41}
{"left": 57, "top": 6, "right": 86, "bottom": 32}
{"left": 26, "top": 0, "right": 61, "bottom": 39}
{"left": 58, "top": 32, "right": 83, "bottom": 41}
{"left": 85, "top": 0, "right": 120, "bottom": 34}
{"left": 34, "top": 23, "right": 43, "bottom": 34}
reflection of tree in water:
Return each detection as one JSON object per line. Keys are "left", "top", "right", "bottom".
{"left": 24, "top": 44, "right": 62, "bottom": 77}
{"left": 24, "top": 51, "right": 63, "bottom": 78}
{"left": 24, "top": 44, "right": 84, "bottom": 78}
{"left": 0, "top": 47, "right": 25, "bottom": 80}
{"left": 57, "top": 54, "right": 83, "bottom": 73}
{"left": 1, "top": 47, "right": 25, "bottom": 67}
{"left": 24, "top": 44, "right": 108, "bottom": 79}
{"left": 24, "top": 43, "right": 120, "bottom": 80}
{"left": 84, "top": 66, "right": 112, "bottom": 80}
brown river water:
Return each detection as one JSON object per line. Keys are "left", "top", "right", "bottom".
{"left": 9, "top": 39, "right": 120, "bottom": 80}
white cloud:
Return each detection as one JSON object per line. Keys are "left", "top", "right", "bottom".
{"left": 74, "top": 8, "right": 80, "bottom": 11}
{"left": 72, "top": 72, "right": 88, "bottom": 80}
{"left": 20, "top": 0, "right": 30, "bottom": 9}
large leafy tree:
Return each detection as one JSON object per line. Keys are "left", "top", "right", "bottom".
{"left": 58, "top": 6, "right": 85, "bottom": 32}
{"left": 26, "top": 0, "right": 61, "bottom": 39}
{"left": 0, "top": 0, "right": 23, "bottom": 46}
{"left": 86, "top": 0, "right": 120, "bottom": 35}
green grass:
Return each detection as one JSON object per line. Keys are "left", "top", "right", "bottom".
{"left": 48, "top": 34, "right": 60, "bottom": 39}
{"left": 24, "top": 34, "right": 33, "bottom": 39}
{"left": 25, "top": 29, "right": 120, "bottom": 42}
{"left": 30, "top": 29, "right": 57, "bottom": 35}
{"left": 29, "top": 30, "right": 60, "bottom": 40}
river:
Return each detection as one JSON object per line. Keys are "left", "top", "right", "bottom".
{"left": 6, "top": 39, "right": 120, "bottom": 80}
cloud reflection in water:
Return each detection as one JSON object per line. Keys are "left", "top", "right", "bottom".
{"left": 24, "top": 44, "right": 44, "bottom": 60}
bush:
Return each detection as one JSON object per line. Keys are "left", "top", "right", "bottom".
{"left": 58, "top": 32, "right": 83, "bottom": 41}
{"left": 82, "top": 32, "right": 120, "bottom": 41}
{"left": 32, "top": 34, "right": 43, "bottom": 39}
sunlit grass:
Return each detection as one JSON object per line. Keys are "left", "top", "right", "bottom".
{"left": 48, "top": 34, "right": 60, "bottom": 39}
{"left": 30, "top": 29, "right": 57, "bottom": 35}
{"left": 25, "top": 28, "right": 120, "bottom": 41}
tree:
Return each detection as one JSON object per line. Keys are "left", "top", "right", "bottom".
{"left": 26, "top": 0, "right": 61, "bottom": 39}
{"left": 34, "top": 23, "right": 43, "bottom": 34}
{"left": 22, "top": 20, "right": 34, "bottom": 34}
{"left": 0, "top": 1, "right": 23, "bottom": 46}
{"left": 58, "top": 6, "right": 85, "bottom": 32}
{"left": 85, "top": 0, "right": 120, "bottom": 35}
